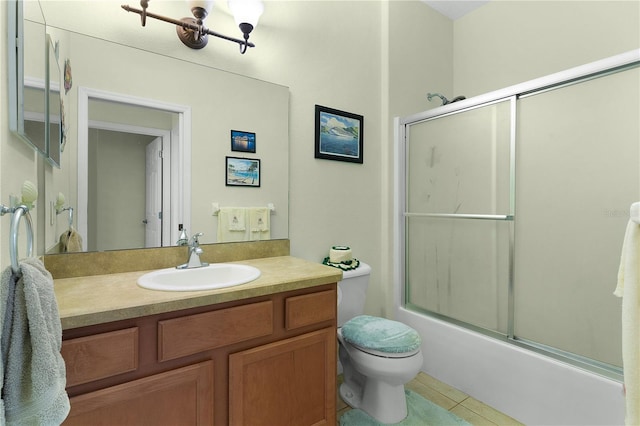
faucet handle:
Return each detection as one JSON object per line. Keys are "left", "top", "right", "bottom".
{"left": 191, "top": 232, "right": 204, "bottom": 245}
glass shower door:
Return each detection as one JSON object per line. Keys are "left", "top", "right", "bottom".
{"left": 513, "top": 67, "right": 640, "bottom": 368}
{"left": 403, "top": 64, "right": 638, "bottom": 372}
{"left": 405, "top": 99, "right": 513, "bottom": 334}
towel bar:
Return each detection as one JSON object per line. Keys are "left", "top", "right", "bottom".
{"left": 1, "top": 204, "right": 34, "bottom": 274}
{"left": 211, "top": 203, "right": 275, "bottom": 216}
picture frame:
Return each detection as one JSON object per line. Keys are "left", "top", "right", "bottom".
{"left": 231, "top": 130, "right": 256, "bottom": 153}
{"left": 226, "top": 157, "right": 261, "bottom": 187}
{"left": 315, "top": 105, "right": 363, "bottom": 164}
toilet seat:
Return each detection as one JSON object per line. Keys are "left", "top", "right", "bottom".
{"left": 344, "top": 337, "right": 420, "bottom": 358}
{"left": 341, "top": 315, "right": 422, "bottom": 356}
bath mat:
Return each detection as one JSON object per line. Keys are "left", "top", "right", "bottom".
{"left": 339, "top": 389, "right": 471, "bottom": 426}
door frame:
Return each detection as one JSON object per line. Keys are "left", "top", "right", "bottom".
{"left": 145, "top": 136, "right": 164, "bottom": 248}
{"left": 78, "top": 86, "right": 191, "bottom": 250}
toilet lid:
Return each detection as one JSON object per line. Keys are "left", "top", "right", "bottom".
{"left": 341, "top": 315, "right": 422, "bottom": 355}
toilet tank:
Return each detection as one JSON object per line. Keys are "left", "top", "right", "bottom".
{"left": 337, "top": 262, "right": 372, "bottom": 327}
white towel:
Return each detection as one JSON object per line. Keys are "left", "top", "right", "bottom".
{"left": 217, "top": 208, "right": 249, "bottom": 242}
{"left": 614, "top": 220, "right": 640, "bottom": 426}
{"left": 0, "top": 257, "right": 70, "bottom": 425}
{"left": 249, "top": 207, "right": 271, "bottom": 241}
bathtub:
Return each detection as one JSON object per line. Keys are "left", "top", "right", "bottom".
{"left": 396, "top": 308, "right": 625, "bottom": 425}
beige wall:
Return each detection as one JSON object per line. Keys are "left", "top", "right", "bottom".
{"left": 2, "top": 1, "right": 639, "bottom": 321}
{"left": 0, "top": 2, "right": 40, "bottom": 270}
{"left": 453, "top": 0, "right": 640, "bottom": 97}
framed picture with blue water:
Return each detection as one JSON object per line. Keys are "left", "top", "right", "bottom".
{"left": 226, "top": 157, "right": 261, "bottom": 187}
{"left": 231, "top": 129, "right": 256, "bottom": 153}
{"left": 314, "top": 105, "right": 363, "bottom": 163}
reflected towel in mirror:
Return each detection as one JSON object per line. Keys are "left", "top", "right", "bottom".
{"left": 59, "top": 227, "right": 83, "bottom": 253}
{"left": 217, "top": 208, "right": 249, "bottom": 242}
{"left": 249, "top": 207, "right": 270, "bottom": 240}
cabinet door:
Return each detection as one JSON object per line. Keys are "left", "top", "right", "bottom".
{"left": 229, "top": 327, "right": 336, "bottom": 426}
{"left": 64, "top": 361, "right": 213, "bottom": 425}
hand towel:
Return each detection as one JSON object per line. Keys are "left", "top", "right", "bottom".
{"left": 226, "top": 208, "right": 246, "bottom": 231}
{"left": 59, "top": 227, "right": 83, "bottom": 253}
{"left": 614, "top": 220, "right": 639, "bottom": 426}
{"left": 249, "top": 207, "right": 270, "bottom": 241}
{"left": 0, "top": 257, "right": 70, "bottom": 425}
{"left": 217, "top": 208, "right": 249, "bottom": 242}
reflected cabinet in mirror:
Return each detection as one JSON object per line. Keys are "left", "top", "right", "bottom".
{"left": 18, "top": 1, "right": 290, "bottom": 255}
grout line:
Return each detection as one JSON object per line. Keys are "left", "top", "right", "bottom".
{"left": 449, "top": 401, "right": 462, "bottom": 412}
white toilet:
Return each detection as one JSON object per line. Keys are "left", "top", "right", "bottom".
{"left": 337, "top": 262, "right": 423, "bottom": 424}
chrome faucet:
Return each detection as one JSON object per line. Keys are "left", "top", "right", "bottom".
{"left": 177, "top": 232, "right": 209, "bottom": 269}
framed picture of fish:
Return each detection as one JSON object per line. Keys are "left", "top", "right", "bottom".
{"left": 314, "top": 105, "right": 364, "bottom": 164}
{"left": 231, "top": 130, "right": 256, "bottom": 153}
{"left": 226, "top": 157, "right": 261, "bottom": 187}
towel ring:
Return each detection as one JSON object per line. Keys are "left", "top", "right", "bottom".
{"left": 9, "top": 205, "right": 34, "bottom": 274}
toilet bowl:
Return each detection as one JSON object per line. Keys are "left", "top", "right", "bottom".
{"left": 336, "top": 262, "right": 423, "bottom": 424}
{"left": 338, "top": 326, "right": 423, "bottom": 423}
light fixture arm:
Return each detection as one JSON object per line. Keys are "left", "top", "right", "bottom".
{"left": 121, "top": 3, "right": 255, "bottom": 52}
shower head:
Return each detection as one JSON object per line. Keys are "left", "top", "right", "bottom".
{"left": 427, "top": 93, "right": 449, "bottom": 105}
{"left": 427, "top": 93, "right": 466, "bottom": 106}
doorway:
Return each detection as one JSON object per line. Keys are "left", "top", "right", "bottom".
{"left": 78, "top": 87, "right": 192, "bottom": 251}
{"left": 86, "top": 125, "right": 167, "bottom": 251}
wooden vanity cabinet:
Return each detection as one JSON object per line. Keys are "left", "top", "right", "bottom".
{"left": 60, "top": 284, "right": 337, "bottom": 426}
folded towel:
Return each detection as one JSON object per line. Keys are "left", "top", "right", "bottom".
{"left": 249, "top": 207, "right": 270, "bottom": 241}
{"left": 0, "top": 258, "right": 70, "bottom": 425}
{"left": 614, "top": 220, "right": 639, "bottom": 426}
{"left": 59, "top": 227, "right": 83, "bottom": 253}
{"left": 217, "top": 208, "right": 249, "bottom": 242}
{"left": 226, "top": 208, "right": 246, "bottom": 231}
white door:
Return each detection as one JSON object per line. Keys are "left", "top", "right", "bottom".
{"left": 145, "top": 137, "right": 162, "bottom": 247}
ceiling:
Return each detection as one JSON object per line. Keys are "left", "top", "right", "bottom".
{"left": 422, "top": 0, "right": 491, "bottom": 20}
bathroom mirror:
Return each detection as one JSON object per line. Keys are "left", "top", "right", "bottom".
{"left": 20, "top": 2, "right": 290, "bottom": 254}
{"left": 7, "top": 0, "right": 63, "bottom": 167}
{"left": 8, "top": 0, "right": 47, "bottom": 156}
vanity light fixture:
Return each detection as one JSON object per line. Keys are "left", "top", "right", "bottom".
{"left": 121, "top": 0, "right": 263, "bottom": 53}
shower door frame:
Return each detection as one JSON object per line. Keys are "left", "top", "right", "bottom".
{"left": 395, "top": 49, "right": 640, "bottom": 380}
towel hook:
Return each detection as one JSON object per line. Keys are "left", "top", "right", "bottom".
{"left": 1, "top": 204, "right": 34, "bottom": 274}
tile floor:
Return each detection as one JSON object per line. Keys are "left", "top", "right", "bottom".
{"left": 337, "top": 372, "right": 525, "bottom": 426}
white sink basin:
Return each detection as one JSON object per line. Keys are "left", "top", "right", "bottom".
{"left": 137, "top": 263, "right": 261, "bottom": 291}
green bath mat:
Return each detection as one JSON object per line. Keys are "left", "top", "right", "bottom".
{"left": 339, "top": 389, "right": 471, "bottom": 426}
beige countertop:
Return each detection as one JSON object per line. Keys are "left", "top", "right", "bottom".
{"left": 55, "top": 256, "right": 342, "bottom": 330}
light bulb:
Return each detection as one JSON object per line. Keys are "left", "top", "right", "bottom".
{"left": 228, "top": 0, "right": 264, "bottom": 29}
